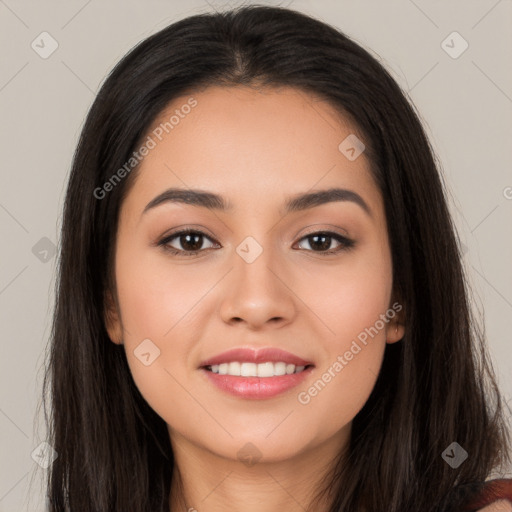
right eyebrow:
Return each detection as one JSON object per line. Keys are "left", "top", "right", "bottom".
{"left": 142, "top": 188, "right": 233, "bottom": 216}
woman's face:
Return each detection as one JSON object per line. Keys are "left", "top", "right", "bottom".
{"left": 105, "top": 85, "right": 404, "bottom": 464}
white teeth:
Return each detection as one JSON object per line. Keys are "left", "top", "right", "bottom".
{"left": 274, "top": 362, "right": 287, "bottom": 376}
{"left": 257, "top": 362, "right": 274, "bottom": 377}
{"left": 228, "top": 361, "right": 241, "bottom": 376}
{"left": 241, "top": 362, "right": 257, "bottom": 377}
{"left": 208, "top": 361, "right": 308, "bottom": 377}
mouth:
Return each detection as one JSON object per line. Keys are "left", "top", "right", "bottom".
{"left": 200, "top": 363, "right": 314, "bottom": 399}
{"left": 198, "top": 347, "right": 315, "bottom": 399}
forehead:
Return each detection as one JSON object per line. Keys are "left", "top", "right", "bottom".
{"left": 122, "top": 85, "right": 381, "bottom": 219}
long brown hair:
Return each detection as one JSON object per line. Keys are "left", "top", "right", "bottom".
{"left": 41, "top": 5, "right": 511, "bottom": 511}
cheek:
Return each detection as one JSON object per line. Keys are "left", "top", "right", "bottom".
{"left": 292, "top": 248, "right": 391, "bottom": 421}
{"left": 295, "top": 265, "right": 391, "bottom": 421}
{"left": 114, "top": 240, "right": 235, "bottom": 419}
{"left": 296, "top": 341, "right": 384, "bottom": 438}
{"left": 114, "top": 243, "right": 214, "bottom": 339}
{"left": 296, "top": 246, "right": 392, "bottom": 344}
{"left": 116, "top": 265, "right": 198, "bottom": 426}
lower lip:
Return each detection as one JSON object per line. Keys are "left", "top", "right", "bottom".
{"left": 200, "top": 366, "right": 314, "bottom": 399}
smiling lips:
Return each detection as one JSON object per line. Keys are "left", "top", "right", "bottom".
{"left": 199, "top": 347, "right": 315, "bottom": 399}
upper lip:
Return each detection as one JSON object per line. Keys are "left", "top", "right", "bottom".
{"left": 199, "top": 347, "right": 314, "bottom": 368}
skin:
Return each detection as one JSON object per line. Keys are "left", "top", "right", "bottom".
{"left": 105, "top": 85, "right": 406, "bottom": 512}
{"left": 479, "top": 502, "right": 512, "bottom": 512}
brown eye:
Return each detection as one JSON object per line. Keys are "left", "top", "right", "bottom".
{"left": 295, "top": 231, "right": 355, "bottom": 254}
{"left": 158, "top": 230, "right": 218, "bottom": 255}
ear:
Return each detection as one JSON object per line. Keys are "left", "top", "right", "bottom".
{"left": 104, "top": 289, "right": 123, "bottom": 345}
{"left": 386, "top": 295, "right": 405, "bottom": 344}
{"left": 386, "top": 319, "right": 405, "bottom": 344}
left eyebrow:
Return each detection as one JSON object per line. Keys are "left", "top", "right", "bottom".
{"left": 283, "top": 188, "right": 372, "bottom": 218}
{"left": 141, "top": 187, "right": 372, "bottom": 218}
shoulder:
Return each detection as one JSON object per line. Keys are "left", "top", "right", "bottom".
{"left": 477, "top": 500, "right": 512, "bottom": 511}
{"left": 466, "top": 478, "right": 512, "bottom": 512}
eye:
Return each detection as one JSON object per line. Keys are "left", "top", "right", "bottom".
{"left": 157, "top": 229, "right": 355, "bottom": 257}
{"left": 294, "top": 231, "right": 355, "bottom": 255}
{"left": 158, "top": 229, "right": 219, "bottom": 255}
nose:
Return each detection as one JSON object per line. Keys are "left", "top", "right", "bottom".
{"left": 219, "top": 240, "right": 296, "bottom": 330}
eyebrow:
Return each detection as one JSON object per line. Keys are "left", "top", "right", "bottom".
{"left": 142, "top": 187, "right": 372, "bottom": 218}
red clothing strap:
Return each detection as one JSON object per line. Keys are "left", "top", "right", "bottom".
{"left": 462, "top": 478, "right": 512, "bottom": 511}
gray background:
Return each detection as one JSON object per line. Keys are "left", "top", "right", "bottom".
{"left": 0, "top": 0, "right": 511, "bottom": 510}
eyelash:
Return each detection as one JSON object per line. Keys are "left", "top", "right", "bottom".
{"left": 157, "top": 228, "right": 355, "bottom": 256}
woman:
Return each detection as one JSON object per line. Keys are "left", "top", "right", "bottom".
{"left": 42, "top": 5, "right": 511, "bottom": 511}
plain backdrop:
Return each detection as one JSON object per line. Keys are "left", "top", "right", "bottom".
{"left": 0, "top": 1, "right": 511, "bottom": 510}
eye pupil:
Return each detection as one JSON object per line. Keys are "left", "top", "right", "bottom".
{"left": 309, "top": 234, "right": 331, "bottom": 251}
{"left": 181, "top": 233, "right": 203, "bottom": 251}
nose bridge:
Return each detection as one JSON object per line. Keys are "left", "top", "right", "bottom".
{"left": 233, "top": 232, "right": 281, "bottom": 297}
{"left": 219, "top": 231, "right": 296, "bottom": 327}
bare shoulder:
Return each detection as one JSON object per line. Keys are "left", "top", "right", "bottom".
{"left": 478, "top": 499, "right": 512, "bottom": 511}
